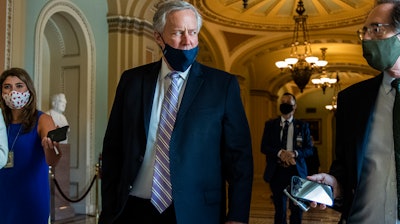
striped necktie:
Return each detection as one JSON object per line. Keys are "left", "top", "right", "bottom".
{"left": 151, "top": 72, "right": 180, "bottom": 213}
{"left": 392, "top": 79, "right": 400, "bottom": 219}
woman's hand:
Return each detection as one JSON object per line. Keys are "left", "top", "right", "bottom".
{"left": 39, "top": 113, "right": 61, "bottom": 166}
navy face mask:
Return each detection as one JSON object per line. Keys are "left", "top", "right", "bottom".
{"left": 163, "top": 44, "right": 198, "bottom": 72}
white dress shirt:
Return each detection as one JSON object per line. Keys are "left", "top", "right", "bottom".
{"left": 130, "top": 60, "right": 188, "bottom": 198}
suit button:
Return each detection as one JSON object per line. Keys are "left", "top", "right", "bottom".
{"left": 138, "top": 156, "right": 144, "bottom": 162}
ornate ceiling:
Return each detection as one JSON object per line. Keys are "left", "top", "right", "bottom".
{"left": 194, "top": 0, "right": 373, "bottom": 31}
{"left": 189, "top": 0, "right": 378, "bottom": 94}
{"left": 108, "top": 0, "right": 380, "bottom": 94}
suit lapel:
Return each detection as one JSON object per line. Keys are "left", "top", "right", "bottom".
{"left": 356, "top": 74, "right": 383, "bottom": 180}
{"left": 174, "top": 62, "right": 204, "bottom": 127}
{"left": 143, "top": 61, "right": 162, "bottom": 137}
{"left": 292, "top": 119, "right": 299, "bottom": 143}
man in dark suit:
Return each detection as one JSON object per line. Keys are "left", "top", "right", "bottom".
{"left": 261, "top": 92, "right": 313, "bottom": 224}
{"left": 309, "top": 2, "right": 400, "bottom": 223}
{"left": 99, "top": 1, "right": 253, "bottom": 224}
{"left": 305, "top": 137, "right": 320, "bottom": 175}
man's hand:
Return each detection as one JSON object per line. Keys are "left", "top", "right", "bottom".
{"left": 307, "top": 173, "right": 341, "bottom": 209}
{"left": 279, "top": 149, "right": 296, "bottom": 167}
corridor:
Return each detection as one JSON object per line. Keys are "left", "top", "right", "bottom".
{"left": 55, "top": 178, "right": 341, "bottom": 224}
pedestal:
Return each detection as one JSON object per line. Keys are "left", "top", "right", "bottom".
{"left": 51, "top": 144, "right": 75, "bottom": 221}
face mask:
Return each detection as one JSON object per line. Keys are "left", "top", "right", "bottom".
{"left": 362, "top": 34, "right": 400, "bottom": 71}
{"left": 2, "top": 90, "right": 30, "bottom": 109}
{"left": 280, "top": 103, "right": 294, "bottom": 115}
{"left": 163, "top": 44, "right": 198, "bottom": 72}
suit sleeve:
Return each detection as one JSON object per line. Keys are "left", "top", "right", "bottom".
{"left": 100, "top": 72, "right": 128, "bottom": 219}
{"left": 261, "top": 120, "right": 281, "bottom": 157}
{"left": 222, "top": 76, "right": 253, "bottom": 223}
{"left": 295, "top": 121, "right": 313, "bottom": 159}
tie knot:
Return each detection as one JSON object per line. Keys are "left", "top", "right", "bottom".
{"left": 392, "top": 79, "right": 400, "bottom": 93}
{"left": 169, "top": 71, "right": 180, "bottom": 80}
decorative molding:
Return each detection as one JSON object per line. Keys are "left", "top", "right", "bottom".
{"left": 107, "top": 15, "right": 153, "bottom": 38}
{"left": 192, "top": 0, "right": 368, "bottom": 31}
{"left": 250, "top": 89, "right": 277, "bottom": 101}
{"left": 46, "top": 18, "right": 67, "bottom": 56}
{"left": 4, "top": 0, "right": 13, "bottom": 69}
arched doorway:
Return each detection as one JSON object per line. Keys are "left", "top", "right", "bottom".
{"left": 34, "top": 0, "right": 96, "bottom": 218}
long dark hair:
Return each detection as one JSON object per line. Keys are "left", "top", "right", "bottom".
{"left": 0, "top": 67, "right": 38, "bottom": 133}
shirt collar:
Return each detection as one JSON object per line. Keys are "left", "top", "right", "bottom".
{"left": 281, "top": 116, "right": 293, "bottom": 123}
{"left": 161, "top": 59, "right": 190, "bottom": 80}
{"left": 383, "top": 71, "right": 396, "bottom": 95}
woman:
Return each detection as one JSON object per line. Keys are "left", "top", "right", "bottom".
{"left": 0, "top": 108, "right": 8, "bottom": 168}
{"left": 0, "top": 67, "right": 61, "bottom": 223}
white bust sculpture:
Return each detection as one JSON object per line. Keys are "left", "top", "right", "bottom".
{"left": 47, "top": 93, "right": 69, "bottom": 143}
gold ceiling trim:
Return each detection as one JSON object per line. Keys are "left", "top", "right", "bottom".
{"left": 192, "top": 0, "right": 373, "bottom": 31}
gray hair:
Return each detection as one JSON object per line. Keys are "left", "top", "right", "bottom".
{"left": 153, "top": 1, "right": 202, "bottom": 34}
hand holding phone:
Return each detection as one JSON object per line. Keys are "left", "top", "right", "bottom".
{"left": 47, "top": 126, "right": 69, "bottom": 142}
{"left": 290, "top": 176, "right": 334, "bottom": 206}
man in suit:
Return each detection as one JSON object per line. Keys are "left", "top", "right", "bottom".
{"left": 261, "top": 92, "right": 313, "bottom": 224}
{"left": 309, "top": 2, "right": 400, "bottom": 223}
{"left": 99, "top": 1, "right": 253, "bottom": 224}
{"left": 305, "top": 137, "right": 320, "bottom": 175}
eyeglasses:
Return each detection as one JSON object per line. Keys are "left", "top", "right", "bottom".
{"left": 357, "top": 23, "right": 393, "bottom": 40}
{"left": 357, "top": 23, "right": 392, "bottom": 40}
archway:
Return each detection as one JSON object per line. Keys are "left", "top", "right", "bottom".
{"left": 34, "top": 0, "right": 96, "bottom": 218}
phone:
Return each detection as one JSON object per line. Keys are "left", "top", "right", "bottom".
{"left": 283, "top": 188, "right": 310, "bottom": 212}
{"left": 290, "top": 176, "right": 334, "bottom": 206}
{"left": 47, "top": 126, "right": 69, "bottom": 142}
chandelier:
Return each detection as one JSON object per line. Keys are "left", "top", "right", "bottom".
{"left": 325, "top": 73, "right": 341, "bottom": 111}
{"left": 311, "top": 48, "right": 337, "bottom": 94}
{"left": 243, "top": 0, "right": 248, "bottom": 8}
{"left": 275, "top": 0, "right": 328, "bottom": 93}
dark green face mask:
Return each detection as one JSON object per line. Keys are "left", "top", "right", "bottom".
{"left": 362, "top": 34, "right": 400, "bottom": 71}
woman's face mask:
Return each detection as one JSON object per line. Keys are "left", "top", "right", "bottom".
{"left": 2, "top": 90, "right": 30, "bottom": 109}
{"left": 362, "top": 34, "right": 400, "bottom": 71}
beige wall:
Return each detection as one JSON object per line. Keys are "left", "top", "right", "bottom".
{"left": 0, "top": 0, "right": 6, "bottom": 71}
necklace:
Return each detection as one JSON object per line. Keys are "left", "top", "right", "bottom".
{"left": 8, "top": 125, "right": 22, "bottom": 150}
{"left": 5, "top": 125, "right": 22, "bottom": 168}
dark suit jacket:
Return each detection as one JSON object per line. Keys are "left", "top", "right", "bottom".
{"left": 329, "top": 74, "right": 383, "bottom": 219}
{"left": 99, "top": 61, "right": 253, "bottom": 224}
{"left": 261, "top": 117, "right": 313, "bottom": 182}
